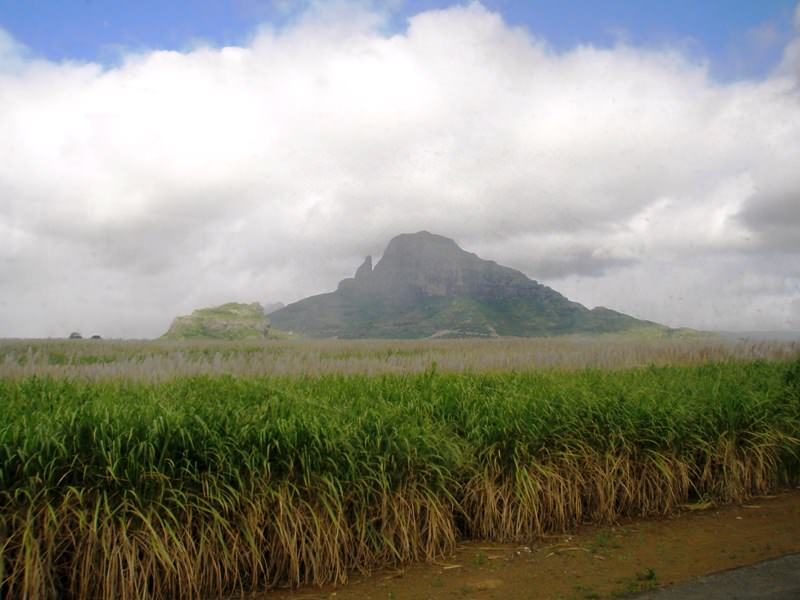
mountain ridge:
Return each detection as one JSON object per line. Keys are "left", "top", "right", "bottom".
{"left": 269, "top": 231, "right": 673, "bottom": 339}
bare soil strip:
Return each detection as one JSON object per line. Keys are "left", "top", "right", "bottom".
{"left": 260, "top": 489, "right": 800, "bottom": 600}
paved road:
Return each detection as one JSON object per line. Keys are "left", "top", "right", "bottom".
{"left": 631, "top": 554, "right": 800, "bottom": 599}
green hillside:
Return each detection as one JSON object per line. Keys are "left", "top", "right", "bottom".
{"left": 161, "top": 302, "right": 271, "bottom": 340}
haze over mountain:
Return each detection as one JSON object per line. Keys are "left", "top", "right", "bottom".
{"left": 269, "top": 232, "right": 676, "bottom": 339}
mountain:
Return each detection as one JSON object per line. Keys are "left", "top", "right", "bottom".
{"left": 162, "top": 302, "right": 271, "bottom": 340}
{"left": 269, "top": 231, "right": 673, "bottom": 339}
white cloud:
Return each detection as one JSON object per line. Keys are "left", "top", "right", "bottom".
{"left": 1, "top": 2, "right": 800, "bottom": 337}
{"left": 0, "top": 27, "right": 30, "bottom": 72}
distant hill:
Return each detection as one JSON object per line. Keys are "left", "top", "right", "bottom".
{"left": 269, "top": 231, "right": 682, "bottom": 339}
{"left": 161, "top": 302, "right": 271, "bottom": 340}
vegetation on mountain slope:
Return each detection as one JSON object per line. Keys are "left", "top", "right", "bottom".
{"left": 161, "top": 302, "right": 273, "bottom": 340}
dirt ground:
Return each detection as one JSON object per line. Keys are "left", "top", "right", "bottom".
{"left": 259, "top": 488, "right": 800, "bottom": 600}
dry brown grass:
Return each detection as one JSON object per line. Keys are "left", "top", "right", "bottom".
{"left": 0, "top": 336, "right": 798, "bottom": 381}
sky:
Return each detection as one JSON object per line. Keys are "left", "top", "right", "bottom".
{"left": 1, "top": 1, "right": 799, "bottom": 338}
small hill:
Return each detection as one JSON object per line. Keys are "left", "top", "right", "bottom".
{"left": 269, "top": 231, "right": 677, "bottom": 339}
{"left": 161, "top": 302, "right": 271, "bottom": 340}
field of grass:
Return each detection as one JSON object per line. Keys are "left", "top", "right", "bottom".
{"left": 1, "top": 338, "right": 799, "bottom": 599}
{"left": 2, "top": 336, "right": 799, "bottom": 380}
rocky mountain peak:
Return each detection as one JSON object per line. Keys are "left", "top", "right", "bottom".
{"left": 379, "top": 231, "right": 466, "bottom": 261}
{"left": 354, "top": 255, "right": 373, "bottom": 280}
{"left": 346, "top": 231, "right": 538, "bottom": 302}
{"left": 269, "top": 232, "right": 666, "bottom": 338}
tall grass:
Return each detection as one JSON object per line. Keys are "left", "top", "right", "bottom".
{"left": 2, "top": 360, "right": 799, "bottom": 599}
{"left": 1, "top": 336, "right": 798, "bottom": 380}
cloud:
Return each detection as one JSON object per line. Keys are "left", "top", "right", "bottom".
{"left": 1, "top": 2, "right": 800, "bottom": 337}
{"left": 0, "top": 27, "right": 30, "bottom": 71}
{"left": 774, "top": 3, "right": 800, "bottom": 78}
{"left": 737, "top": 165, "right": 800, "bottom": 253}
